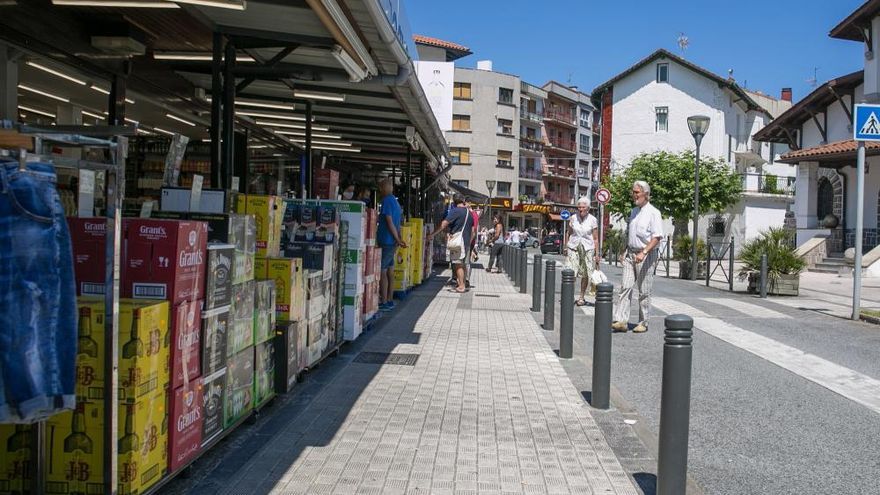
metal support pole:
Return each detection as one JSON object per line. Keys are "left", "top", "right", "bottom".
{"left": 543, "top": 259, "right": 556, "bottom": 330}
{"left": 666, "top": 235, "right": 671, "bottom": 277}
{"left": 210, "top": 32, "right": 222, "bottom": 189}
{"left": 419, "top": 156, "right": 426, "bottom": 217}
{"left": 519, "top": 248, "right": 528, "bottom": 294}
{"left": 592, "top": 282, "right": 613, "bottom": 409}
{"left": 405, "top": 146, "right": 412, "bottom": 219}
{"left": 705, "top": 240, "right": 711, "bottom": 287}
{"left": 657, "top": 315, "right": 694, "bottom": 495}
{"left": 303, "top": 101, "right": 313, "bottom": 198}
{"left": 222, "top": 41, "right": 236, "bottom": 190}
{"left": 760, "top": 253, "right": 768, "bottom": 298}
{"left": 729, "top": 237, "right": 735, "bottom": 292}
{"left": 107, "top": 74, "right": 126, "bottom": 126}
{"left": 531, "top": 254, "right": 543, "bottom": 312}
{"left": 691, "top": 141, "right": 701, "bottom": 281}
{"left": 0, "top": 45, "right": 19, "bottom": 121}
{"left": 559, "top": 269, "right": 575, "bottom": 358}
{"left": 854, "top": 141, "right": 866, "bottom": 320}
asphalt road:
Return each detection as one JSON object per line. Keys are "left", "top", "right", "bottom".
{"left": 517, "top": 249, "right": 880, "bottom": 495}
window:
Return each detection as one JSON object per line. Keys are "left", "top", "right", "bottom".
{"left": 579, "top": 109, "right": 591, "bottom": 128}
{"left": 497, "top": 150, "right": 513, "bottom": 168}
{"left": 497, "top": 118, "right": 513, "bottom": 135}
{"left": 450, "top": 147, "right": 470, "bottom": 165}
{"left": 657, "top": 63, "right": 669, "bottom": 83}
{"left": 452, "top": 114, "right": 471, "bottom": 131}
{"left": 452, "top": 179, "right": 469, "bottom": 188}
{"left": 526, "top": 127, "right": 537, "bottom": 139}
{"left": 453, "top": 82, "right": 471, "bottom": 99}
{"left": 499, "top": 87, "right": 513, "bottom": 104}
{"left": 655, "top": 106, "right": 668, "bottom": 132}
{"left": 579, "top": 134, "right": 590, "bottom": 153}
{"left": 497, "top": 181, "right": 511, "bottom": 197}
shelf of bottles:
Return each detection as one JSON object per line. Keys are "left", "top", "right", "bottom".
{"left": 128, "top": 137, "right": 213, "bottom": 193}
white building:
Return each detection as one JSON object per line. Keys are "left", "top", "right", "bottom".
{"left": 591, "top": 49, "right": 794, "bottom": 250}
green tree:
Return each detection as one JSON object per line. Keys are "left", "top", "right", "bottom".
{"left": 604, "top": 150, "right": 742, "bottom": 239}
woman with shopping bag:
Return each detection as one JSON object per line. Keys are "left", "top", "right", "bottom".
{"left": 564, "top": 196, "right": 601, "bottom": 306}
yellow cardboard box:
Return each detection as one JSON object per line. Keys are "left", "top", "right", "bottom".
{"left": 237, "top": 195, "right": 282, "bottom": 257}
{"left": 0, "top": 424, "right": 33, "bottom": 492}
{"left": 267, "top": 257, "right": 305, "bottom": 322}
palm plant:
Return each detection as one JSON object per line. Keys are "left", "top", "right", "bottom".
{"left": 737, "top": 227, "right": 805, "bottom": 287}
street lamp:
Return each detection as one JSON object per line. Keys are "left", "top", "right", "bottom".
{"left": 486, "top": 179, "right": 496, "bottom": 230}
{"left": 687, "top": 115, "right": 711, "bottom": 281}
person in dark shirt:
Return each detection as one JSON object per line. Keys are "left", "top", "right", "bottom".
{"left": 431, "top": 194, "right": 473, "bottom": 293}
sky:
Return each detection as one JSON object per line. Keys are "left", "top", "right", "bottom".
{"left": 405, "top": 0, "right": 866, "bottom": 103}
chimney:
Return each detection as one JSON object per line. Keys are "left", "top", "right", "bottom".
{"left": 781, "top": 88, "right": 792, "bottom": 102}
{"left": 477, "top": 60, "right": 493, "bottom": 71}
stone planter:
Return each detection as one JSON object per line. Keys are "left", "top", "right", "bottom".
{"left": 747, "top": 271, "right": 800, "bottom": 296}
{"left": 678, "top": 260, "right": 707, "bottom": 279}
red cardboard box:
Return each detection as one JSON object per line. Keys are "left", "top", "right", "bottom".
{"left": 68, "top": 217, "right": 106, "bottom": 296}
{"left": 171, "top": 300, "right": 202, "bottom": 390}
{"left": 123, "top": 219, "right": 207, "bottom": 304}
{"left": 169, "top": 380, "right": 204, "bottom": 472}
{"left": 312, "top": 169, "right": 339, "bottom": 200}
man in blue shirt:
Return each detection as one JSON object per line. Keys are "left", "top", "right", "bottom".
{"left": 377, "top": 178, "right": 406, "bottom": 310}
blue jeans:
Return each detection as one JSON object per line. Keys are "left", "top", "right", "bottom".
{"left": 0, "top": 160, "right": 77, "bottom": 422}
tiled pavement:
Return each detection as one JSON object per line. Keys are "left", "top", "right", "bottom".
{"left": 187, "top": 268, "right": 638, "bottom": 495}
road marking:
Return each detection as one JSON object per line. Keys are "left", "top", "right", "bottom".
{"left": 653, "top": 299, "right": 880, "bottom": 414}
{"left": 700, "top": 298, "right": 790, "bottom": 319}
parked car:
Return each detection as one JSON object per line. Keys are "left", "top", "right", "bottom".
{"left": 540, "top": 234, "right": 563, "bottom": 254}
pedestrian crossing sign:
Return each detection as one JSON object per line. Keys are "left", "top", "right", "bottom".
{"left": 854, "top": 104, "right": 880, "bottom": 141}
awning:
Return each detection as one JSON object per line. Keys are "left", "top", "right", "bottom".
{"left": 447, "top": 181, "right": 488, "bottom": 202}
{"left": 778, "top": 139, "right": 880, "bottom": 165}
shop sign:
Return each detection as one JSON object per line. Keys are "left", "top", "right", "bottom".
{"left": 520, "top": 204, "right": 550, "bottom": 214}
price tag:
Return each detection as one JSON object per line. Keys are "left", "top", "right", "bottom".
{"left": 190, "top": 174, "right": 204, "bottom": 212}
{"left": 277, "top": 180, "right": 283, "bottom": 196}
{"left": 78, "top": 169, "right": 95, "bottom": 217}
{"left": 232, "top": 176, "right": 240, "bottom": 191}
{"left": 139, "top": 200, "right": 155, "bottom": 218}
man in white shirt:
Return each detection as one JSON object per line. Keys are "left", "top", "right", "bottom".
{"left": 509, "top": 229, "right": 521, "bottom": 246}
{"left": 612, "top": 180, "right": 663, "bottom": 333}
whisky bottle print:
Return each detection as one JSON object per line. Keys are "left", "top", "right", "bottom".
{"left": 63, "top": 405, "right": 93, "bottom": 454}
{"left": 77, "top": 308, "right": 98, "bottom": 358}
{"left": 6, "top": 425, "right": 31, "bottom": 452}
{"left": 122, "top": 309, "right": 144, "bottom": 359}
{"left": 118, "top": 404, "right": 140, "bottom": 454}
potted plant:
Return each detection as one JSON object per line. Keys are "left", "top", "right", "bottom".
{"left": 738, "top": 227, "right": 805, "bottom": 295}
{"left": 602, "top": 228, "right": 624, "bottom": 266}
{"left": 673, "top": 235, "right": 708, "bottom": 279}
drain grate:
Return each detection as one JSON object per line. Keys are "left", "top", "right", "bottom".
{"left": 353, "top": 352, "right": 420, "bottom": 366}
{"left": 474, "top": 293, "right": 501, "bottom": 298}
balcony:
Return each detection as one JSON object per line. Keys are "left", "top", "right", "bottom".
{"left": 741, "top": 173, "right": 795, "bottom": 196}
{"left": 520, "top": 137, "right": 544, "bottom": 153}
{"left": 544, "top": 191, "right": 574, "bottom": 205}
{"left": 519, "top": 165, "right": 542, "bottom": 181}
{"left": 545, "top": 164, "right": 576, "bottom": 180}
{"left": 520, "top": 108, "right": 543, "bottom": 123}
{"left": 543, "top": 109, "right": 577, "bottom": 127}
{"left": 546, "top": 137, "right": 577, "bottom": 154}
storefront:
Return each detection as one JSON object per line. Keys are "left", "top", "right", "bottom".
{"left": 0, "top": 1, "right": 448, "bottom": 493}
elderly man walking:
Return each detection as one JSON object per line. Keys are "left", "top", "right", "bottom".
{"left": 612, "top": 180, "right": 663, "bottom": 333}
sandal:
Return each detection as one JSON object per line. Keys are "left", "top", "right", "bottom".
{"left": 575, "top": 298, "right": 587, "bottom": 306}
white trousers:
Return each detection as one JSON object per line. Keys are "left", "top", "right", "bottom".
{"left": 614, "top": 249, "right": 659, "bottom": 326}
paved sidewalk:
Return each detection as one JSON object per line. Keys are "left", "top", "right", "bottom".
{"left": 181, "top": 268, "right": 638, "bottom": 495}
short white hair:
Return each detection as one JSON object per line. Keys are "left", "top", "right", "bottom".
{"left": 576, "top": 196, "right": 591, "bottom": 207}
{"left": 633, "top": 180, "right": 651, "bottom": 198}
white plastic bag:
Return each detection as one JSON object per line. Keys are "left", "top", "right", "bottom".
{"left": 591, "top": 269, "right": 608, "bottom": 285}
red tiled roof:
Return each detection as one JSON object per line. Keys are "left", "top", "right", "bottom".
{"left": 778, "top": 139, "right": 880, "bottom": 163}
{"left": 412, "top": 35, "right": 471, "bottom": 54}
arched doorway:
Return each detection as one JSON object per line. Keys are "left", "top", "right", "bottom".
{"left": 816, "top": 168, "right": 845, "bottom": 252}
{"left": 817, "top": 177, "right": 833, "bottom": 223}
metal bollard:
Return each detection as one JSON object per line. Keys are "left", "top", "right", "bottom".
{"left": 543, "top": 259, "right": 556, "bottom": 330}
{"left": 559, "top": 269, "right": 575, "bottom": 358}
{"left": 657, "top": 315, "right": 694, "bottom": 495}
{"left": 729, "top": 237, "right": 735, "bottom": 292}
{"left": 591, "top": 282, "right": 614, "bottom": 409}
{"left": 760, "top": 253, "right": 768, "bottom": 298}
{"left": 513, "top": 247, "right": 521, "bottom": 287}
{"left": 506, "top": 246, "right": 513, "bottom": 280}
{"left": 519, "top": 249, "right": 528, "bottom": 294}
{"left": 531, "top": 254, "right": 543, "bottom": 312}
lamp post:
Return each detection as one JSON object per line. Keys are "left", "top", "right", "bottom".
{"left": 687, "top": 115, "right": 711, "bottom": 281}
{"left": 486, "top": 179, "right": 496, "bottom": 230}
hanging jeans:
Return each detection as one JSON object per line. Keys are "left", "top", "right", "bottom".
{"left": 0, "top": 160, "right": 77, "bottom": 423}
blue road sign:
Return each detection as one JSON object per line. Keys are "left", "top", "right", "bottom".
{"left": 560, "top": 209, "right": 571, "bottom": 220}
{"left": 854, "top": 104, "right": 880, "bottom": 141}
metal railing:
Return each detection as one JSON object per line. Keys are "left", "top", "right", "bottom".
{"left": 520, "top": 109, "right": 543, "bottom": 122}
{"left": 519, "top": 137, "right": 544, "bottom": 152}
{"left": 741, "top": 173, "right": 795, "bottom": 195}
{"left": 519, "top": 166, "right": 542, "bottom": 180}
{"left": 546, "top": 164, "right": 576, "bottom": 178}
{"left": 543, "top": 109, "right": 577, "bottom": 126}
{"left": 544, "top": 192, "right": 573, "bottom": 204}
{"left": 547, "top": 137, "right": 577, "bottom": 152}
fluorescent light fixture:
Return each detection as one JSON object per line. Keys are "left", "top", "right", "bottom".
{"left": 237, "top": 100, "right": 295, "bottom": 111}
{"left": 154, "top": 52, "right": 255, "bottom": 62}
{"left": 90, "top": 85, "right": 110, "bottom": 95}
{"left": 82, "top": 110, "right": 105, "bottom": 120}
{"left": 18, "top": 84, "right": 69, "bottom": 103}
{"left": 331, "top": 45, "right": 368, "bottom": 83}
{"left": 153, "top": 127, "right": 174, "bottom": 136}
{"left": 136, "top": 128, "right": 154, "bottom": 135}
{"left": 51, "top": 0, "right": 179, "bottom": 7}
{"left": 265, "top": 122, "right": 330, "bottom": 132}
{"left": 311, "top": 145, "right": 360, "bottom": 153}
{"left": 125, "top": 97, "right": 135, "bottom": 105}
{"left": 292, "top": 90, "right": 345, "bottom": 102}
{"left": 166, "top": 113, "right": 196, "bottom": 127}
{"left": 18, "top": 105, "right": 56, "bottom": 119}
{"left": 125, "top": 117, "right": 139, "bottom": 125}
{"left": 236, "top": 110, "right": 306, "bottom": 122}
{"left": 292, "top": 139, "right": 352, "bottom": 147}
{"left": 26, "top": 61, "right": 87, "bottom": 85}
{"left": 272, "top": 131, "right": 341, "bottom": 139}
{"left": 249, "top": 145, "right": 269, "bottom": 149}
{"left": 171, "top": 0, "right": 244, "bottom": 10}
{"left": 320, "top": 0, "right": 377, "bottom": 77}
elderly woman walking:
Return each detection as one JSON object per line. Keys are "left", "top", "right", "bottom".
{"left": 564, "top": 196, "right": 600, "bottom": 306}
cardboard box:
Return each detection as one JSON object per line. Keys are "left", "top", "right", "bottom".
{"left": 343, "top": 299, "right": 363, "bottom": 341}
{"left": 169, "top": 379, "right": 204, "bottom": 472}
{"left": 205, "top": 244, "right": 235, "bottom": 310}
{"left": 253, "top": 340, "right": 275, "bottom": 408}
{"left": 160, "top": 187, "right": 230, "bottom": 214}
{"left": 0, "top": 424, "right": 32, "bottom": 492}
{"left": 253, "top": 280, "right": 276, "bottom": 345}
{"left": 170, "top": 300, "right": 202, "bottom": 391}
{"left": 201, "top": 305, "right": 230, "bottom": 377}
{"left": 229, "top": 281, "right": 255, "bottom": 354}
{"left": 237, "top": 195, "right": 281, "bottom": 258}
{"left": 224, "top": 349, "right": 254, "bottom": 428}
{"left": 343, "top": 263, "right": 364, "bottom": 296}
{"left": 122, "top": 219, "right": 207, "bottom": 304}
{"left": 68, "top": 217, "right": 106, "bottom": 296}
{"left": 312, "top": 168, "right": 339, "bottom": 200}
{"left": 200, "top": 367, "right": 226, "bottom": 446}
{"left": 267, "top": 257, "right": 305, "bottom": 322}
{"left": 273, "top": 321, "right": 304, "bottom": 394}
{"left": 306, "top": 243, "right": 335, "bottom": 274}
{"left": 192, "top": 213, "right": 256, "bottom": 285}
{"left": 45, "top": 391, "right": 168, "bottom": 495}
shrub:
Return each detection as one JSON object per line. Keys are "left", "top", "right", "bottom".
{"left": 673, "top": 235, "right": 708, "bottom": 261}
{"left": 737, "top": 228, "right": 805, "bottom": 284}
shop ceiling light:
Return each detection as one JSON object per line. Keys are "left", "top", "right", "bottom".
{"left": 125, "top": 117, "right": 140, "bottom": 125}
{"left": 89, "top": 84, "right": 110, "bottom": 95}
{"left": 264, "top": 122, "right": 330, "bottom": 132}
{"left": 26, "top": 62, "right": 87, "bottom": 85}
{"left": 171, "top": 0, "right": 245, "bottom": 10}
{"left": 52, "top": 0, "right": 179, "bottom": 7}
{"left": 237, "top": 100, "right": 295, "bottom": 111}
{"left": 331, "top": 45, "right": 368, "bottom": 83}
{"left": 237, "top": 111, "right": 306, "bottom": 122}
{"left": 82, "top": 110, "right": 105, "bottom": 120}
{"left": 18, "top": 84, "right": 69, "bottom": 103}
{"left": 292, "top": 90, "right": 345, "bottom": 102}
{"left": 311, "top": 145, "right": 360, "bottom": 153}
{"left": 154, "top": 52, "right": 255, "bottom": 62}
{"left": 153, "top": 127, "right": 175, "bottom": 136}
{"left": 166, "top": 113, "right": 197, "bottom": 127}
{"left": 292, "top": 139, "right": 351, "bottom": 147}
{"left": 136, "top": 128, "right": 154, "bottom": 135}
{"left": 18, "top": 105, "right": 56, "bottom": 119}
{"left": 319, "top": 0, "right": 377, "bottom": 77}
{"left": 249, "top": 144, "right": 269, "bottom": 149}
{"left": 273, "top": 131, "right": 341, "bottom": 139}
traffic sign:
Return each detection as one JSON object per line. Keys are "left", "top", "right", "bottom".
{"left": 560, "top": 209, "right": 571, "bottom": 220}
{"left": 595, "top": 188, "right": 612, "bottom": 204}
{"left": 854, "top": 104, "right": 880, "bottom": 141}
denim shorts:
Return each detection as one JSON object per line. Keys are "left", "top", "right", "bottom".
{"left": 0, "top": 160, "right": 77, "bottom": 422}
{"left": 381, "top": 245, "right": 397, "bottom": 270}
